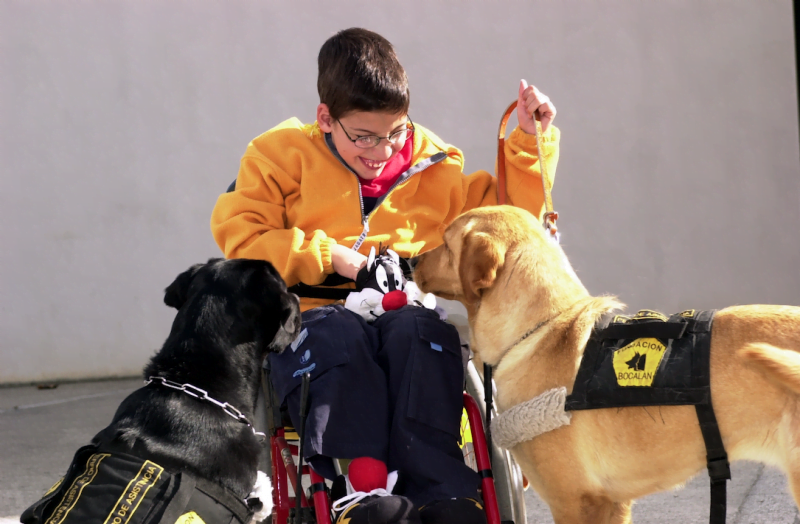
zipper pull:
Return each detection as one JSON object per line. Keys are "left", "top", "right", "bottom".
{"left": 352, "top": 217, "right": 369, "bottom": 251}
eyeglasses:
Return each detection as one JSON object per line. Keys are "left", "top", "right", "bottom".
{"left": 336, "top": 118, "right": 414, "bottom": 149}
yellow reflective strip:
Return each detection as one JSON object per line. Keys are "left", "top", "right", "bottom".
{"left": 43, "top": 477, "right": 64, "bottom": 497}
{"left": 45, "top": 453, "right": 111, "bottom": 524}
{"left": 103, "top": 460, "right": 164, "bottom": 524}
{"left": 459, "top": 408, "right": 472, "bottom": 447}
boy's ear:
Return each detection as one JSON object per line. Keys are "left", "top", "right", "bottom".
{"left": 317, "top": 103, "right": 334, "bottom": 133}
{"left": 164, "top": 262, "right": 205, "bottom": 310}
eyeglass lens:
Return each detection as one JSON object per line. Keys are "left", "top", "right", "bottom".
{"left": 354, "top": 127, "right": 413, "bottom": 148}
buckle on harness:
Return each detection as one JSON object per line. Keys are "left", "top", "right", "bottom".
{"left": 707, "top": 457, "right": 731, "bottom": 482}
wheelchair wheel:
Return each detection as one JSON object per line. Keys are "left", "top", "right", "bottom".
{"left": 464, "top": 360, "right": 527, "bottom": 524}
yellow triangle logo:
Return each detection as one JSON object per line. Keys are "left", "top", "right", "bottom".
{"left": 612, "top": 338, "right": 666, "bottom": 387}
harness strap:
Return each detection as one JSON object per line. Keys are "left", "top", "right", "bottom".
{"left": 194, "top": 476, "right": 255, "bottom": 523}
{"left": 600, "top": 321, "right": 687, "bottom": 341}
{"left": 689, "top": 309, "right": 730, "bottom": 524}
{"left": 158, "top": 473, "right": 197, "bottom": 523}
{"left": 695, "top": 403, "right": 731, "bottom": 524}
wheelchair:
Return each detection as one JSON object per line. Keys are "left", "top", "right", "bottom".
{"left": 228, "top": 99, "right": 538, "bottom": 524}
{"left": 253, "top": 311, "right": 527, "bottom": 524}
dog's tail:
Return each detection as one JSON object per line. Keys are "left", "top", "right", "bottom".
{"left": 739, "top": 343, "right": 800, "bottom": 395}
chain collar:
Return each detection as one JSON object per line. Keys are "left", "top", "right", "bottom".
{"left": 493, "top": 317, "right": 552, "bottom": 370}
{"left": 145, "top": 376, "right": 266, "bottom": 444}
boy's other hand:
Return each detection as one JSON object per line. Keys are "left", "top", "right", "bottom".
{"left": 517, "top": 79, "right": 557, "bottom": 134}
{"left": 331, "top": 244, "right": 368, "bottom": 281}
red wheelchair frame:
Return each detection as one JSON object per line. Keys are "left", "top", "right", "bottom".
{"left": 266, "top": 390, "right": 502, "bottom": 524}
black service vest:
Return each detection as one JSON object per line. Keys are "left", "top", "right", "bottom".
{"left": 21, "top": 443, "right": 256, "bottom": 524}
{"left": 565, "top": 309, "right": 716, "bottom": 411}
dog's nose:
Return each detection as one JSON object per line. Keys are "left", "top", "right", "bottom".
{"left": 407, "top": 256, "right": 419, "bottom": 270}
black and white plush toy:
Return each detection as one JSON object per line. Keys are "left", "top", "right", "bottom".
{"left": 345, "top": 246, "right": 437, "bottom": 322}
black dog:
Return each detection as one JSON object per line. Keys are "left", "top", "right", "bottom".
{"left": 22, "top": 258, "right": 301, "bottom": 524}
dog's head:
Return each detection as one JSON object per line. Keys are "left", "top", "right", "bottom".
{"left": 414, "top": 206, "right": 579, "bottom": 307}
{"left": 164, "top": 258, "right": 301, "bottom": 354}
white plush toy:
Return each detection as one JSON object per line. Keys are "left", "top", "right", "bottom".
{"left": 247, "top": 470, "right": 273, "bottom": 523}
{"left": 345, "top": 246, "right": 437, "bottom": 322}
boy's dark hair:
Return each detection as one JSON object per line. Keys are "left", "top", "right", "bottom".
{"left": 318, "top": 28, "right": 410, "bottom": 120}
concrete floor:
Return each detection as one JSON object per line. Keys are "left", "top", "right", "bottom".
{"left": 0, "top": 379, "right": 797, "bottom": 523}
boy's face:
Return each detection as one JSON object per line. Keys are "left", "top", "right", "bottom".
{"left": 317, "top": 105, "right": 409, "bottom": 181}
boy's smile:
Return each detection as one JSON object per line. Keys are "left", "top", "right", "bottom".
{"left": 317, "top": 105, "right": 410, "bottom": 181}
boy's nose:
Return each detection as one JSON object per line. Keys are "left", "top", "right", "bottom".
{"left": 373, "top": 143, "right": 395, "bottom": 160}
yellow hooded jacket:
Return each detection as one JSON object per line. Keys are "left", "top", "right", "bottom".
{"left": 211, "top": 118, "right": 559, "bottom": 310}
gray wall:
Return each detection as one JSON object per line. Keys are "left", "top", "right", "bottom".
{"left": 2, "top": 1, "right": 798, "bottom": 384}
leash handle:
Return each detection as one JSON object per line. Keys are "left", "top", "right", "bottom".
{"left": 496, "top": 100, "right": 559, "bottom": 239}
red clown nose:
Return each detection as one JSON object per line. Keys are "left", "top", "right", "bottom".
{"left": 382, "top": 290, "right": 407, "bottom": 311}
{"left": 348, "top": 457, "right": 388, "bottom": 492}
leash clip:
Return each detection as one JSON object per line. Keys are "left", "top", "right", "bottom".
{"left": 543, "top": 211, "right": 560, "bottom": 243}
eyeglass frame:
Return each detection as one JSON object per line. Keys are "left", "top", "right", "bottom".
{"left": 335, "top": 117, "right": 415, "bottom": 149}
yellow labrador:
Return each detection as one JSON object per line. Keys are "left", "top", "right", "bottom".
{"left": 414, "top": 205, "right": 800, "bottom": 524}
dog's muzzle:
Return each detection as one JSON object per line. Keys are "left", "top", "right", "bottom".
{"left": 269, "top": 293, "right": 302, "bottom": 352}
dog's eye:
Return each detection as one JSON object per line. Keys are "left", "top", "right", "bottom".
{"left": 375, "top": 266, "right": 390, "bottom": 293}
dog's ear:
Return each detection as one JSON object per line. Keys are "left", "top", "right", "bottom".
{"left": 459, "top": 231, "right": 504, "bottom": 304}
{"left": 164, "top": 262, "right": 207, "bottom": 309}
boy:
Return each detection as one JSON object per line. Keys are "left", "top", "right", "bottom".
{"left": 211, "top": 28, "right": 558, "bottom": 524}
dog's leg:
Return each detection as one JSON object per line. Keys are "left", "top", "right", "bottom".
{"left": 549, "top": 495, "right": 632, "bottom": 524}
{"left": 788, "top": 470, "right": 800, "bottom": 514}
{"left": 609, "top": 500, "right": 633, "bottom": 524}
{"left": 786, "top": 414, "right": 800, "bottom": 512}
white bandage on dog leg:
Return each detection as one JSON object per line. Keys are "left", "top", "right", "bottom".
{"left": 491, "top": 387, "right": 572, "bottom": 449}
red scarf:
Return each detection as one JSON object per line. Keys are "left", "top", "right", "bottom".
{"left": 358, "top": 136, "right": 413, "bottom": 198}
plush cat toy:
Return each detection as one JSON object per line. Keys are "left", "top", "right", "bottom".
{"left": 345, "top": 246, "right": 437, "bottom": 322}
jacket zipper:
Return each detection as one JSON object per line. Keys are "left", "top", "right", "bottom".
{"left": 324, "top": 133, "right": 447, "bottom": 251}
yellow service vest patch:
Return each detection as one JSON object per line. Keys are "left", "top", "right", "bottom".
{"left": 103, "top": 460, "right": 164, "bottom": 524}
{"left": 175, "top": 511, "right": 207, "bottom": 524}
{"left": 612, "top": 337, "right": 667, "bottom": 386}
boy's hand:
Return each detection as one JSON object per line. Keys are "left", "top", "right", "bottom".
{"left": 517, "top": 79, "right": 557, "bottom": 134}
{"left": 331, "top": 244, "right": 368, "bottom": 281}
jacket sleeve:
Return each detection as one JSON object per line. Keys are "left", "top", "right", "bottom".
{"left": 210, "top": 148, "right": 336, "bottom": 288}
{"left": 459, "top": 124, "right": 560, "bottom": 218}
